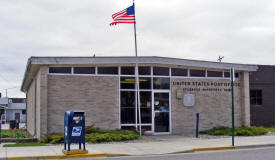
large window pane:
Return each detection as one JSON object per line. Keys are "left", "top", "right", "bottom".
{"left": 224, "top": 71, "right": 239, "bottom": 78}
{"left": 121, "top": 126, "right": 136, "bottom": 130}
{"left": 190, "top": 69, "right": 205, "bottom": 77}
{"left": 49, "top": 67, "right": 71, "bottom": 74}
{"left": 139, "top": 77, "right": 151, "bottom": 89}
{"left": 98, "top": 67, "right": 118, "bottom": 74}
{"left": 171, "top": 68, "right": 187, "bottom": 76}
{"left": 120, "top": 77, "right": 135, "bottom": 89}
{"left": 153, "top": 77, "right": 170, "bottom": 89}
{"left": 138, "top": 91, "right": 152, "bottom": 123}
{"left": 139, "top": 67, "right": 151, "bottom": 75}
{"left": 121, "top": 91, "right": 136, "bottom": 124}
{"left": 207, "top": 71, "right": 223, "bottom": 77}
{"left": 74, "top": 67, "right": 95, "bottom": 74}
{"left": 153, "top": 67, "right": 169, "bottom": 76}
{"left": 224, "top": 72, "right": 230, "bottom": 77}
{"left": 121, "top": 67, "right": 135, "bottom": 75}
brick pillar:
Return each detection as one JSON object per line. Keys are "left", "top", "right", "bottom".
{"left": 241, "top": 71, "right": 250, "bottom": 126}
{"left": 36, "top": 66, "right": 48, "bottom": 140}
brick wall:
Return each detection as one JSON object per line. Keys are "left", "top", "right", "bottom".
{"left": 171, "top": 78, "right": 244, "bottom": 136}
{"left": 47, "top": 75, "right": 119, "bottom": 133}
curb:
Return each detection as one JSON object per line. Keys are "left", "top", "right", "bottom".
{"left": 4, "top": 144, "right": 275, "bottom": 159}
{"left": 235, "top": 144, "right": 275, "bottom": 149}
{"left": 6, "top": 153, "right": 128, "bottom": 160}
{"left": 192, "top": 146, "right": 235, "bottom": 152}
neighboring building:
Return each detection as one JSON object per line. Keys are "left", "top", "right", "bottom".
{"left": 0, "top": 96, "right": 8, "bottom": 124}
{"left": 21, "top": 56, "right": 257, "bottom": 139}
{"left": 0, "top": 96, "right": 26, "bottom": 124}
{"left": 250, "top": 65, "right": 275, "bottom": 126}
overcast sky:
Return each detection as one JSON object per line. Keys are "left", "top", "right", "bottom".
{"left": 0, "top": 0, "right": 275, "bottom": 97}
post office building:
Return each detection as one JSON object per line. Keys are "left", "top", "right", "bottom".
{"left": 21, "top": 57, "right": 257, "bottom": 139}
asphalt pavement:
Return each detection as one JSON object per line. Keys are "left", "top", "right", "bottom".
{"left": 82, "top": 146, "right": 275, "bottom": 160}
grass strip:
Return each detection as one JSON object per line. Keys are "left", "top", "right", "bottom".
{"left": 3, "top": 142, "right": 45, "bottom": 147}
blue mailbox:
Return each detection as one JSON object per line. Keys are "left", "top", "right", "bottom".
{"left": 64, "top": 110, "right": 86, "bottom": 151}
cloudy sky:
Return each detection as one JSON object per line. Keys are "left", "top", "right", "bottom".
{"left": 0, "top": 0, "right": 275, "bottom": 97}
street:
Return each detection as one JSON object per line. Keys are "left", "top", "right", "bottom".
{"left": 81, "top": 146, "right": 275, "bottom": 160}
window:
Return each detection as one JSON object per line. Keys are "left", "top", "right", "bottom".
{"left": 138, "top": 91, "right": 152, "bottom": 123}
{"left": 139, "top": 67, "right": 151, "bottom": 75}
{"left": 224, "top": 72, "right": 230, "bottom": 77}
{"left": 49, "top": 67, "right": 71, "bottom": 74}
{"left": 121, "top": 126, "right": 136, "bottom": 130}
{"left": 22, "top": 110, "right": 26, "bottom": 115}
{"left": 207, "top": 71, "right": 223, "bottom": 77}
{"left": 224, "top": 72, "right": 239, "bottom": 78}
{"left": 235, "top": 72, "right": 239, "bottom": 78}
{"left": 153, "top": 77, "right": 170, "bottom": 89}
{"left": 190, "top": 69, "right": 205, "bottom": 77}
{"left": 153, "top": 67, "right": 169, "bottom": 76}
{"left": 139, "top": 77, "right": 151, "bottom": 89}
{"left": 98, "top": 67, "right": 118, "bottom": 75}
{"left": 171, "top": 68, "right": 187, "bottom": 76}
{"left": 74, "top": 67, "right": 95, "bottom": 74}
{"left": 120, "top": 91, "right": 136, "bottom": 124}
{"left": 10, "top": 98, "right": 26, "bottom": 103}
{"left": 250, "top": 90, "right": 262, "bottom": 105}
{"left": 120, "top": 77, "right": 135, "bottom": 89}
{"left": 121, "top": 67, "right": 135, "bottom": 75}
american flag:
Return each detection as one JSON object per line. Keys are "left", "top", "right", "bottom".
{"left": 110, "top": 5, "right": 135, "bottom": 26}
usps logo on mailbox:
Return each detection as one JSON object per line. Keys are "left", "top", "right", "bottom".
{"left": 72, "top": 126, "right": 82, "bottom": 136}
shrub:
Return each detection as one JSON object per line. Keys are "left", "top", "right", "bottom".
{"left": 85, "top": 130, "right": 139, "bottom": 143}
{"left": 85, "top": 124, "right": 101, "bottom": 134}
{"left": 41, "top": 128, "right": 139, "bottom": 144}
{"left": 236, "top": 126, "right": 268, "bottom": 136}
{"left": 1, "top": 129, "right": 32, "bottom": 138}
{"left": 41, "top": 133, "right": 64, "bottom": 144}
{"left": 200, "top": 126, "right": 269, "bottom": 136}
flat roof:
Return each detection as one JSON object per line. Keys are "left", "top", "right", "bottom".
{"left": 21, "top": 56, "right": 258, "bottom": 92}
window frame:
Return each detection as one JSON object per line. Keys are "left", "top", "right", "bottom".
{"left": 250, "top": 89, "right": 263, "bottom": 106}
{"left": 73, "top": 67, "right": 96, "bottom": 75}
{"left": 48, "top": 67, "right": 72, "bottom": 74}
{"left": 97, "top": 66, "right": 118, "bottom": 75}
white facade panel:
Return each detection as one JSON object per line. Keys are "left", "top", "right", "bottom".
{"left": 0, "top": 97, "right": 9, "bottom": 105}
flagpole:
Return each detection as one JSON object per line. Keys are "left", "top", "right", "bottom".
{"left": 133, "top": 0, "right": 138, "bottom": 57}
{"left": 133, "top": 0, "right": 141, "bottom": 136}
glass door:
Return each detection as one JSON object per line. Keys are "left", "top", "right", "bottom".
{"left": 153, "top": 91, "right": 170, "bottom": 133}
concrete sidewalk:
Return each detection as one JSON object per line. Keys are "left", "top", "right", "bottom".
{"left": 1, "top": 134, "right": 275, "bottom": 159}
